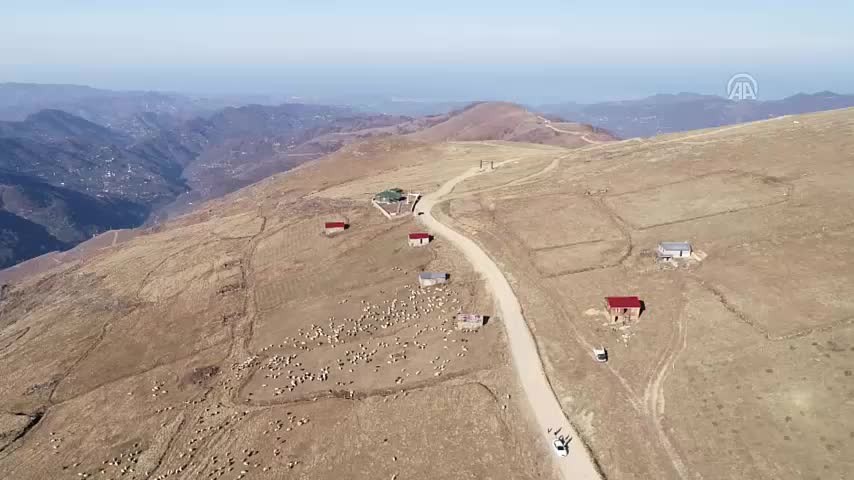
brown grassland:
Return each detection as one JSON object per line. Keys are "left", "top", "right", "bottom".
{"left": 441, "top": 108, "right": 854, "bottom": 479}
{"left": 0, "top": 106, "right": 852, "bottom": 479}
{"left": 0, "top": 139, "right": 562, "bottom": 480}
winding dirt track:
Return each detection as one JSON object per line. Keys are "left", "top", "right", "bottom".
{"left": 536, "top": 115, "right": 603, "bottom": 144}
{"left": 418, "top": 165, "right": 602, "bottom": 480}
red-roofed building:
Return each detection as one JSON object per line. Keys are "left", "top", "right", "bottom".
{"left": 605, "top": 296, "right": 642, "bottom": 323}
{"left": 324, "top": 221, "right": 347, "bottom": 235}
{"left": 408, "top": 232, "right": 431, "bottom": 247}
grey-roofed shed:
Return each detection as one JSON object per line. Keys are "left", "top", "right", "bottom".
{"left": 418, "top": 272, "right": 448, "bottom": 287}
{"left": 657, "top": 242, "right": 692, "bottom": 259}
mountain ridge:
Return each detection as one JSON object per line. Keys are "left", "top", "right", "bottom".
{"left": 1, "top": 106, "right": 851, "bottom": 480}
{"left": 538, "top": 90, "right": 854, "bottom": 138}
{"left": 0, "top": 99, "right": 609, "bottom": 269}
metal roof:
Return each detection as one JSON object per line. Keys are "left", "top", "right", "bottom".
{"left": 325, "top": 222, "right": 346, "bottom": 228}
{"left": 419, "top": 272, "right": 447, "bottom": 279}
{"left": 659, "top": 242, "right": 691, "bottom": 251}
{"left": 605, "top": 296, "right": 642, "bottom": 309}
{"left": 409, "top": 233, "right": 430, "bottom": 239}
{"left": 374, "top": 189, "right": 405, "bottom": 201}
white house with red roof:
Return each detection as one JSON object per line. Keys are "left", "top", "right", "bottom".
{"left": 605, "top": 296, "right": 643, "bottom": 323}
{"left": 324, "top": 221, "right": 347, "bottom": 235}
{"left": 408, "top": 232, "right": 431, "bottom": 247}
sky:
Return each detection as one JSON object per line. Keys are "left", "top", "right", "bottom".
{"left": 3, "top": 1, "right": 854, "bottom": 103}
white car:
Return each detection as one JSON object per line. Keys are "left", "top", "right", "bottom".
{"left": 594, "top": 347, "right": 608, "bottom": 362}
{"left": 553, "top": 438, "right": 568, "bottom": 457}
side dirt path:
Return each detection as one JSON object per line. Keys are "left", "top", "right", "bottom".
{"left": 536, "top": 115, "right": 602, "bottom": 144}
{"left": 418, "top": 164, "right": 602, "bottom": 480}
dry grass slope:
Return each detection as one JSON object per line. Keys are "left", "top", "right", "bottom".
{"left": 408, "top": 102, "right": 617, "bottom": 147}
{"left": 442, "top": 107, "right": 854, "bottom": 479}
{"left": 1, "top": 107, "right": 851, "bottom": 480}
{"left": 0, "top": 132, "right": 564, "bottom": 480}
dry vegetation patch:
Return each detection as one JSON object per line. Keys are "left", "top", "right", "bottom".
{"left": 605, "top": 172, "right": 790, "bottom": 229}
{"left": 698, "top": 225, "right": 854, "bottom": 338}
{"left": 440, "top": 109, "right": 854, "bottom": 479}
{"left": 532, "top": 240, "right": 627, "bottom": 277}
{"left": 497, "top": 194, "right": 620, "bottom": 250}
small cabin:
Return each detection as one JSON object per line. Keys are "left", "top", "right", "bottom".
{"left": 418, "top": 272, "right": 448, "bottom": 287}
{"left": 408, "top": 232, "right": 431, "bottom": 247}
{"left": 605, "top": 296, "right": 642, "bottom": 323}
{"left": 657, "top": 242, "right": 692, "bottom": 259}
{"left": 456, "top": 313, "right": 485, "bottom": 330}
{"left": 324, "top": 221, "right": 347, "bottom": 235}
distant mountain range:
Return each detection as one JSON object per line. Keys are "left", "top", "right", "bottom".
{"left": 162, "top": 103, "right": 415, "bottom": 217}
{"left": 537, "top": 91, "right": 854, "bottom": 138}
{"left": 0, "top": 110, "right": 195, "bottom": 268}
{"left": 0, "top": 82, "right": 279, "bottom": 137}
{"left": 0, "top": 85, "right": 417, "bottom": 268}
{"left": 2, "top": 82, "right": 853, "bottom": 269}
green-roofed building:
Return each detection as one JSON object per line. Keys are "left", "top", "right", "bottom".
{"left": 374, "top": 188, "right": 406, "bottom": 204}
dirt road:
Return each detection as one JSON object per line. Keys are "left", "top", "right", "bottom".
{"left": 536, "top": 115, "right": 603, "bottom": 144}
{"left": 418, "top": 165, "right": 602, "bottom": 480}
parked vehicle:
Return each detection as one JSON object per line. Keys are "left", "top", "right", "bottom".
{"left": 594, "top": 347, "right": 608, "bottom": 362}
{"left": 553, "top": 438, "right": 568, "bottom": 457}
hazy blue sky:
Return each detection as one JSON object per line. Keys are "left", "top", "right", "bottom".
{"left": 3, "top": 1, "right": 853, "bottom": 102}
